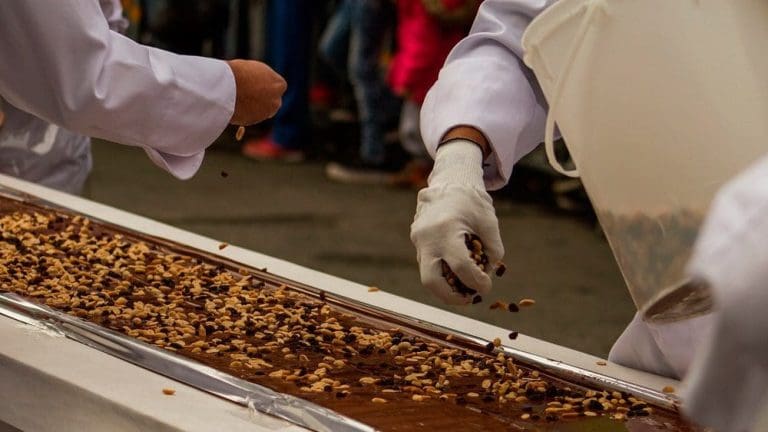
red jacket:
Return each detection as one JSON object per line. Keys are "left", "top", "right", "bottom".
{"left": 388, "top": 0, "right": 479, "bottom": 104}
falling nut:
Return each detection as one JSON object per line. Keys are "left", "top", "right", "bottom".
{"left": 235, "top": 126, "right": 246, "bottom": 141}
{"left": 518, "top": 298, "right": 536, "bottom": 307}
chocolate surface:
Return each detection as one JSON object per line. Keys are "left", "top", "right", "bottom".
{"left": 0, "top": 196, "right": 700, "bottom": 431}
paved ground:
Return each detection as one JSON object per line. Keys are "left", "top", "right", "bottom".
{"left": 84, "top": 140, "right": 634, "bottom": 358}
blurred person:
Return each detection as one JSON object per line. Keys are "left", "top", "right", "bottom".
{"left": 387, "top": 0, "right": 481, "bottom": 189}
{"left": 409, "top": 1, "right": 765, "bottom": 430}
{"left": 241, "top": 0, "right": 317, "bottom": 162}
{"left": 119, "top": 0, "right": 142, "bottom": 39}
{"left": 0, "top": 0, "right": 285, "bottom": 183}
{"left": 142, "top": 0, "right": 231, "bottom": 58}
{"left": 321, "top": 0, "right": 403, "bottom": 184}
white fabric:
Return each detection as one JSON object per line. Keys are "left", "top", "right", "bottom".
{"left": 681, "top": 154, "right": 768, "bottom": 432}
{"left": 0, "top": 0, "right": 236, "bottom": 180}
{"left": 0, "top": 99, "right": 92, "bottom": 195}
{"left": 609, "top": 312, "right": 714, "bottom": 380}
{"left": 98, "top": 0, "right": 129, "bottom": 33}
{"left": 411, "top": 140, "right": 503, "bottom": 304}
{"left": 419, "top": 0, "right": 720, "bottom": 393}
{"left": 420, "top": 0, "right": 555, "bottom": 191}
{"left": 0, "top": 0, "right": 127, "bottom": 194}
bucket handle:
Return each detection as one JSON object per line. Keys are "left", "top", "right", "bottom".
{"left": 540, "top": 0, "right": 605, "bottom": 178}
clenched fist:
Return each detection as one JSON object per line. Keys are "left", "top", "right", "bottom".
{"left": 227, "top": 60, "right": 287, "bottom": 126}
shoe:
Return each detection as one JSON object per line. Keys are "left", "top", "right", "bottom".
{"left": 390, "top": 159, "right": 433, "bottom": 189}
{"left": 325, "top": 159, "right": 400, "bottom": 185}
{"left": 242, "top": 136, "right": 305, "bottom": 163}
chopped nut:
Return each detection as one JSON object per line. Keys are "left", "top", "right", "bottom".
{"left": 235, "top": 126, "right": 245, "bottom": 141}
{"left": 662, "top": 385, "right": 675, "bottom": 394}
{"left": 162, "top": 388, "right": 176, "bottom": 396}
{"left": 371, "top": 397, "right": 388, "bottom": 404}
{"left": 218, "top": 243, "right": 228, "bottom": 250}
{"left": 596, "top": 360, "right": 607, "bottom": 366}
{"left": 494, "top": 262, "right": 507, "bottom": 277}
{"left": 489, "top": 301, "right": 507, "bottom": 310}
{"left": 518, "top": 298, "right": 536, "bottom": 307}
{"left": 367, "top": 286, "right": 380, "bottom": 292}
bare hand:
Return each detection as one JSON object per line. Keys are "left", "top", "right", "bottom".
{"left": 227, "top": 60, "right": 287, "bottom": 126}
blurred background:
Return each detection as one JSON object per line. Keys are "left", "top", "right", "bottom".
{"left": 83, "top": 0, "right": 634, "bottom": 358}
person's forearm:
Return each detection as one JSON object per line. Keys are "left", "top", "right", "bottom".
{"left": 0, "top": 0, "right": 235, "bottom": 157}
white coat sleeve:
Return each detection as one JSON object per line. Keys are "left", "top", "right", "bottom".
{"left": 420, "top": 0, "right": 556, "bottom": 190}
{"left": 681, "top": 154, "right": 768, "bottom": 432}
{"left": 0, "top": 0, "right": 236, "bottom": 179}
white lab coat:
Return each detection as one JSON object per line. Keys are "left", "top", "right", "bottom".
{"left": 0, "top": 0, "right": 236, "bottom": 180}
{"left": 0, "top": 97, "right": 92, "bottom": 194}
{"left": 421, "top": 0, "right": 555, "bottom": 191}
{"left": 421, "top": 0, "right": 711, "bottom": 378}
{"left": 0, "top": 0, "right": 127, "bottom": 194}
{"left": 682, "top": 153, "right": 768, "bottom": 432}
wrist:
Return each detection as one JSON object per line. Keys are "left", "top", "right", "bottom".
{"left": 439, "top": 126, "right": 491, "bottom": 159}
{"left": 429, "top": 139, "right": 486, "bottom": 190}
{"left": 226, "top": 60, "right": 244, "bottom": 125}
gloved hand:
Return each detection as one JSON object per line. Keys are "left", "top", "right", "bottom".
{"left": 227, "top": 60, "right": 287, "bottom": 126}
{"left": 681, "top": 154, "right": 768, "bottom": 432}
{"left": 410, "top": 139, "right": 504, "bottom": 304}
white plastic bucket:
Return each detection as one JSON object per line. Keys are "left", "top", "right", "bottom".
{"left": 522, "top": 0, "right": 768, "bottom": 322}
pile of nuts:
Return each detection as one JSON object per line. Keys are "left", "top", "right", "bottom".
{"left": 440, "top": 234, "right": 497, "bottom": 302}
{"left": 0, "top": 208, "right": 653, "bottom": 425}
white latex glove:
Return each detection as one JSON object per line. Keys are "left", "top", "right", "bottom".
{"left": 681, "top": 154, "right": 768, "bottom": 432}
{"left": 410, "top": 139, "right": 504, "bottom": 304}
